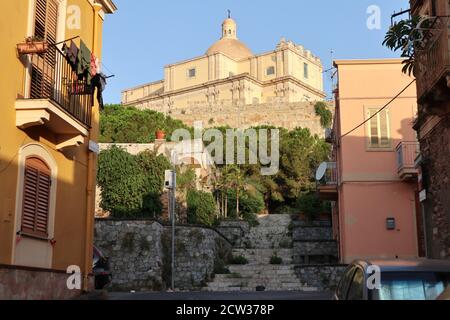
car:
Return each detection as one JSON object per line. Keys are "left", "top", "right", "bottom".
{"left": 93, "top": 246, "right": 112, "bottom": 290}
{"left": 333, "top": 259, "right": 450, "bottom": 300}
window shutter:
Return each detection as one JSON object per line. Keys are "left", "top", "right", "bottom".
{"left": 31, "top": 0, "right": 59, "bottom": 99}
{"left": 21, "top": 158, "right": 51, "bottom": 238}
{"left": 367, "top": 108, "right": 391, "bottom": 148}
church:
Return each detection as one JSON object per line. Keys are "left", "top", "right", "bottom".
{"left": 121, "top": 15, "right": 327, "bottom": 132}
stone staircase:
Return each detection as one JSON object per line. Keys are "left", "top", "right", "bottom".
{"left": 204, "top": 215, "right": 318, "bottom": 292}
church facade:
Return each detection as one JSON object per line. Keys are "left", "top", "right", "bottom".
{"left": 121, "top": 17, "right": 327, "bottom": 133}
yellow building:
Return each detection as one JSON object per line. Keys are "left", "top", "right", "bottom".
{"left": 0, "top": 0, "right": 116, "bottom": 299}
{"left": 122, "top": 17, "right": 326, "bottom": 114}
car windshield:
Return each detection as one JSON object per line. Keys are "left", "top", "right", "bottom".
{"left": 371, "top": 272, "right": 449, "bottom": 300}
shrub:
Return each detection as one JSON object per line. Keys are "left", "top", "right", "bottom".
{"left": 97, "top": 146, "right": 171, "bottom": 218}
{"left": 186, "top": 190, "right": 216, "bottom": 226}
{"left": 314, "top": 102, "right": 332, "bottom": 128}
{"left": 296, "top": 193, "right": 330, "bottom": 221}
{"left": 270, "top": 255, "right": 283, "bottom": 265}
{"left": 230, "top": 255, "right": 248, "bottom": 265}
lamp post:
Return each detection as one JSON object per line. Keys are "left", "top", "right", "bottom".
{"left": 168, "top": 150, "right": 178, "bottom": 291}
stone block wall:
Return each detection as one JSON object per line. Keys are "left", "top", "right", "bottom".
{"left": 293, "top": 226, "right": 333, "bottom": 241}
{"left": 420, "top": 118, "right": 450, "bottom": 259}
{"left": 294, "top": 265, "right": 347, "bottom": 291}
{"left": 94, "top": 219, "right": 232, "bottom": 291}
{"left": 94, "top": 220, "right": 165, "bottom": 291}
{"left": 214, "top": 220, "right": 250, "bottom": 246}
{"left": 136, "top": 101, "right": 329, "bottom": 137}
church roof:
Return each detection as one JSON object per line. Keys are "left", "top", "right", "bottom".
{"left": 206, "top": 38, "right": 253, "bottom": 60}
{"left": 206, "top": 16, "right": 253, "bottom": 60}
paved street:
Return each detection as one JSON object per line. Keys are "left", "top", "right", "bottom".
{"left": 80, "top": 290, "right": 332, "bottom": 300}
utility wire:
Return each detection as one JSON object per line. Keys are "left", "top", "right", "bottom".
{"left": 339, "top": 78, "right": 416, "bottom": 139}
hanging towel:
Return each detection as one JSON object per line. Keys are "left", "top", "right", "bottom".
{"left": 90, "top": 53, "right": 100, "bottom": 77}
{"left": 63, "top": 40, "right": 79, "bottom": 71}
{"left": 77, "top": 40, "right": 92, "bottom": 84}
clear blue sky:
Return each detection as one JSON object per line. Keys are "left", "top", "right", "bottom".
{"left": 101, "top": 0, "right": 410, "bottom": 104}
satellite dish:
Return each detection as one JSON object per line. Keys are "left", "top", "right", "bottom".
{"left": 315, "top": 162, "right": 328, "bottom": 181}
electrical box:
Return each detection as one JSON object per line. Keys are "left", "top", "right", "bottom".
{"left": 165, "top": 170, "right": 176, "bottom": 189}
{"left": 386, "top": 218, "right": 396, "bottom": 230}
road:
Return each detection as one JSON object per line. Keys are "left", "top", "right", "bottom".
{"left": 80, "top": 290, "right": 332, "bottom": 300}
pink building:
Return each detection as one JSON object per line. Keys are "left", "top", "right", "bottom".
{"left": 319, "top": 59, "right": 423, "bottom": 263}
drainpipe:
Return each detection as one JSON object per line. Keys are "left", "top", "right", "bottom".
{"left": 83, "top": 2, "right": 103, "bottom": 292}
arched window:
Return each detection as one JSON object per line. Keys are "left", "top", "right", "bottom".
{"left": 228, "top": 29, "right": 231, "bottom": 34}
{"left": 21, "top": 157, "right": 51, "bottom": 238}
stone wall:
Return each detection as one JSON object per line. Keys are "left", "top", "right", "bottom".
{"left": 294, "top": 265, "right": 347, "bottom": 291}
{"left": 293, "top": 226, "right": 333, "bottom": 241}
{"left": 214, "top": 220, "right": 250, "bottom": 246}
{"left": 137, "top": 101, "right": 329, "bottom": 137}
{"left": 420, "top": 117, "right": 450, "bottom": 259}
{"left": 0, "top": 265, "right": 91, "bottom": 300}
{"left": 94, "top": 220, "right": 165, "bottom": 291}
{"left": 94, "top": 219, "right": 232, "bottom": 291}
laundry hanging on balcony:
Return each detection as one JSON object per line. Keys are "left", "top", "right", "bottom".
{"left": 62, "top": 40, "right": 79, "bottom": 71}
{"left": 77, "top": 40, "right": 92, "bottom": 85}
{"left": 91, "top": 73, "right": 107, "bottom": 111}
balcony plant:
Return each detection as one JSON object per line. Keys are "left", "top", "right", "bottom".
{"left": 17, "top": 36, "right": 49, "bottom": 55}
{"left": 155, "top": 129, "right": 166, "bottom": 140}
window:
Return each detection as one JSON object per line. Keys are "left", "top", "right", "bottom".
{"left": 30, "top": 0, "right": 59, "bottom": 99}
{"left": 187, "top": 68, "right": 196, "bottom": 78}
{"left": 266, "top": 66, "right": 275, "bottom": 76}
{"left": 347, "top": 268, "right": 365, "bottom": 300}
{"left": 303, "top": 62, "right": 309, "bottom": 79}
{"left": 21, "top": 157, "right": 51, "bottom": 238}
{"left": 367, "top": 108, "right": 391, "bottom": 149}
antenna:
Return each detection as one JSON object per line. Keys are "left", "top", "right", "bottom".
{"left": 315, "top": 162, "right": 328, "bottom": 181}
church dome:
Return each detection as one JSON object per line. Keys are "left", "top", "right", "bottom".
{"left": 206, "top": 17, "right": 253, "bottom": 60}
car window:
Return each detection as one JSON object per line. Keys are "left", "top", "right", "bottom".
{"left": 347, "top": 268, "right": 365, "bottom": 300}
{"left": 336, "top": 266, "right": 356, "bottom": 299}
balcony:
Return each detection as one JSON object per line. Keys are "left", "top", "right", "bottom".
{"left": 317, "top": 162, "right": 338, "bottom": 201}
{"left": 16, "top": 46, "right": 93, "bottom": 150}
{"left": 414, "top": 6, "right": 450, "bottom": 104}
{"left": 396, "top": 141, "right": 420, "bottom": 181}
{"left": 325, "top": 128, "right": 334, "bottom": 144}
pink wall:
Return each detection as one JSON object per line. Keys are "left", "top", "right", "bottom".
{"left": 334, "top": 59, "right": 419, "bottom": 263}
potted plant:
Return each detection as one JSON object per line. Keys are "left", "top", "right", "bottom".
{"left": 155, "top": 129, "right": 166, "bottom": 140}
{"left": 17, "top": 36, "right": 49, "bottom": 55}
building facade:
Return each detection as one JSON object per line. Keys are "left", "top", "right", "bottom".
{"left": 0, "top": 0, "right": 116, "bottom": 299}
{"left": 410, "top": 0, "right": 450, "bottom": 259}
{"left": 121, "top": 17, "right": 327, "bottom": 130}
{"left": 319, "top": 59, "right": 420, "bottom": 263}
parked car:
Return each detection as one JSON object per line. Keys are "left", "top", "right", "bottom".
{"left": 333, "top": 259, "right": 450, "bottom": 300}
{"left": 93, "top": 246, "right": 112, "bottom": 290}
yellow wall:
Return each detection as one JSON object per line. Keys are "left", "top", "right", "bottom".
{"left": 0, "top": 0, "right": 111, "bottom": 273}
{"left": 122, "top": 40, "right": 326, "bottom": 111}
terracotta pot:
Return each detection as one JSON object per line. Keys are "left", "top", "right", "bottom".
{"left": 155, "top": 130, "right": 165, "bottom": 140}
{"left": 17, "top": 41, "right": 49, "bottom": 55}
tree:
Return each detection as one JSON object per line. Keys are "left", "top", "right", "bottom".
{"left": 99, "top": 104, "right": 191, "bottom": 143}
{"left": 383, "top": 16, "right": 422, "bottom": 76}
{"left": 97, "top": 146, "right": 171, "bottom": 217}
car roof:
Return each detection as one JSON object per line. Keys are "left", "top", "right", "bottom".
{"left": 353, "top": 259, "right": 450, "bottom": 273}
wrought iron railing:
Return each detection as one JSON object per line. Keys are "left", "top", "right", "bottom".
{"left": 396, "top": 141, "right": 420, "bottom": 172}
{"left": 414, "top": 10, "right": 450, "bottom": 99}
{"left": 319, "top": 162, "right": 338, "bottom": 185}
{"left": 27, "top": 46, "right": 93, "bottom": 127}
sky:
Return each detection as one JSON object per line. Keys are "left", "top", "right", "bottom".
{"left": 100, "top": 0, "right": 411, "bottom": 104}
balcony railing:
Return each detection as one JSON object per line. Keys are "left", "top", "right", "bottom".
{"left": 319, "top": 162, "right": 338, "bottom": 185}
{"left": 415, "top": 13, "right": 450, "bottom": 100}
{"left": 396, "top": 141, "right": 420, "bottom": 180}
{"left": 27, "top": 46, "right": 93, "bottom": 127}
{"left": 317, "top": 162, "right": 338, "bottom": 201}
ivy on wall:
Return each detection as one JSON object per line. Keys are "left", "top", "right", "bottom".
{"left": 314, "top": 102, "right": 332, "bottom": 128}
